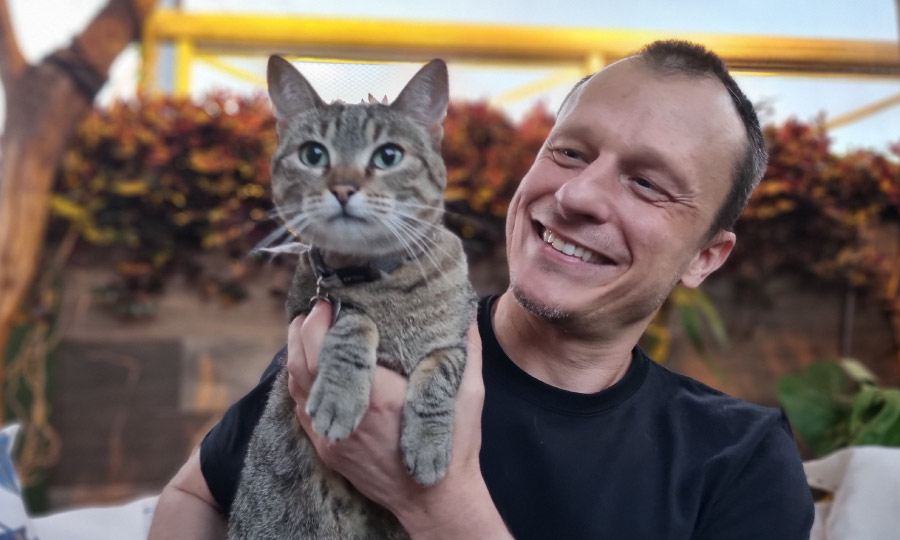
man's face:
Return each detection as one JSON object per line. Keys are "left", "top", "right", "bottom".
{"left": 504, "top": 58, "right": 744, "bottom": 330}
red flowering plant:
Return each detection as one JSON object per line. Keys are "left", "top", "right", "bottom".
{"left": 442, "top": 102, "right": 554, "bottom": 256}
{"left": 49, "top": 90, "right": 900, "bottom": 329}
{"left": 48, "top": 92, "right": 279, "bottom": 316}
{"left": 730, "top": 120, "right": 900, "bottom": 298}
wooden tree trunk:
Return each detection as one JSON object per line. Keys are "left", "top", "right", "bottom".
{"left": 893, "top": 0, "right": 900, "bottom": 372}
{"left": 0, "top": 0, "right": 156, "bottom": 422}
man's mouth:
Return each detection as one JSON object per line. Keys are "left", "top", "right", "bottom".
{"left": 538, "top": 224, "right": 608, "bottom": 264}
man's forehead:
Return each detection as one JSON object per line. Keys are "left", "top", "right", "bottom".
{"left": 556, "top": 58, "right": 640, "bottom": 121}
{"left": 556, "top": 58, "right": 742, "bottom": 143}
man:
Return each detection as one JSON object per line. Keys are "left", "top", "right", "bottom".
{"left": 150, "top": 40, "right": 814, "bottom": 539}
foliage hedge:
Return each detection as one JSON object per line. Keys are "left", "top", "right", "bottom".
{"left": 731, "top": 121, "right": 900, "bottom": 303}
{"left": 47, "top": 92, "right": 900, "bottom": 316}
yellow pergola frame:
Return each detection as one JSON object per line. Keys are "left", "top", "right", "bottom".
{"left": 140, "top": 9, "right": 900, "bottom": 123}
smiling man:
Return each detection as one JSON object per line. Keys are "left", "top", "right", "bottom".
{"left": 150, "top": 40, "right": 814, "bottom": 540}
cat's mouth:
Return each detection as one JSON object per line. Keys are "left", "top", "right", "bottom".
{"left": 327, "top": 212, "right": 368, "bottom": 223}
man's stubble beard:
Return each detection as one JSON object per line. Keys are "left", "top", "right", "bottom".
{"left": 509, "top": 271, "right": 683, "bottom": 333}
{"left": 511, "top": 283, "right": 572, "bottom": 322}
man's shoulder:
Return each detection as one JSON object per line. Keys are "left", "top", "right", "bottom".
{"left": 645, "top": 354, "right": 782, "bottom": 418}
{"left": 640, "top": 355, "right": 812, "bottom": 536}
{"left": 641, "top": 354, "right": 791, "bottom": 456}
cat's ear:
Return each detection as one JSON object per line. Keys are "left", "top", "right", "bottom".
{"left": 267, "top": 56, "right": 324, "bottom": 127}
{"left": 391, "top": 59, "right": 449, "bottom": 137}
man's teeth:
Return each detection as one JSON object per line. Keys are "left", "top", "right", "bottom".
{"left": 541, "top": 228, "right": 599, "bottom": 263}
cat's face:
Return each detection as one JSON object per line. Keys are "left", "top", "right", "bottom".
{"left": 267, "top": 57, "right": 449, "bottom": 258}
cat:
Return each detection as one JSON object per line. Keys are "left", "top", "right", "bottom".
{"left": 226, "top": 57, "right": 477, "bottom": 540}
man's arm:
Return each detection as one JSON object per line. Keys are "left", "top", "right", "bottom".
{"left": 290, "top": 302, "right": 514, "bottom": 540}
{"left": 148, "top": 448, "right": 226, "bottom": 540}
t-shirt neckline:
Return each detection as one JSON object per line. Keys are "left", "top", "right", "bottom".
{"left": 479, "top": 295, "right": 650, "bottom": 415}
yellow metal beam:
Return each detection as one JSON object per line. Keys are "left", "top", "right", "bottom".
{"left": 490, "top": 68, "right": 585, "bottom": 106}
{"left": 175, "top": 38, "right": 195, "bottom": 96}
{"left": 825, "top": 91, "right": 900, "bottom": 130}
{"left": 139, "top": 20, "right": 160, "bottom": 94}
{"left": 195, "top": 54, "right": 266, "bottom": 87}
{"left": 143, "top": 10, "right": 900, "bottom": 78}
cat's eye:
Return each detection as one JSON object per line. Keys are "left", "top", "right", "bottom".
{"left": 298, "top": 142, "right": 329, "bottom": 168}
{"left": 371, "top": 144, "right": 404, "bottom": 169}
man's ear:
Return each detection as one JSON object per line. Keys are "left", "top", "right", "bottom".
{"left": 680, "top": 230, "right": 736, "bottom": 288}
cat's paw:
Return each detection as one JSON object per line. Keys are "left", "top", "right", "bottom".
{"left": 306, "top": 380, "right": 368, "bottom": 441}
{"left": 400, "top": 408, "right": 453, "bottom": 486}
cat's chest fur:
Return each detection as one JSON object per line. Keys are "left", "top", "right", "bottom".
{"left": 286, "top": 235, "right": 473, "bottom": 376}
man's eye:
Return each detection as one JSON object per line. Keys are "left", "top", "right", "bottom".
{"left": 553, "top": 147, "right": 583, "bottom": 162}
{"left": 632, "top": 177, "right": 658, "bottom": 191}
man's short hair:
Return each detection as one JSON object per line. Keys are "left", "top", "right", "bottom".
{"left": 559, "top": 40, "right": 767, "bottom": 238}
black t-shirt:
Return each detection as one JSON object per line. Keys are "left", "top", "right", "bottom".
{"left": 201, "top": 296, "right": 814, "bottom": 539}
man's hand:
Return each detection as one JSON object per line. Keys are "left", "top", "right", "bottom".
{"left": 286, "top": 301, "right": 512, "bottom": 540}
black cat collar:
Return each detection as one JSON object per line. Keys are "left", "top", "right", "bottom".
{"left": 307, "top": 247, "right": 404, "bottom": 289}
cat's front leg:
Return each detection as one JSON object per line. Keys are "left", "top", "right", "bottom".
{"left": 400, "top": 345, "right": 467, "bottom": 486}
{"left": 307, "top": 306, "right": 379, "bottom": 441}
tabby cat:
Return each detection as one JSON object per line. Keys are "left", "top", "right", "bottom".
{"left": 226, "top": 57, "right": 477, "bottom": 539}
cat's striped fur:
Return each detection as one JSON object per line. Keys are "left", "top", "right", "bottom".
{"left": 227, "top": 57, "right": 477, "bottom": 539}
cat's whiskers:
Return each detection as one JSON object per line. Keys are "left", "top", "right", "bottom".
{"left": 379, "top": 218, "right": 432, "bottom": 285}
{"left": 267, "top": 202, "right": 306, "bottom": 219}
{"left": 393, "top": 210, "right": 448, "bottom": 233}
{"left": 391, "top": 200, "right": 445, "bottom": 210}
{"left": 394, "top": 201, "right": 453, "bottom": 215}
{"left": 382, "top": 214, "right": 449, "bottom": 282}
{"left": 391, "top": 211, "right": 459, "bottom": 262}
{"left": 381, "top": 213, "right": 435, "bottom": 260}
{"left": 254, "top": 212, "right": 313, "bottom": 252}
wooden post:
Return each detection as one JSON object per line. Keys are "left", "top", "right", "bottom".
{"left": 0, "top": 0, "right": 157, "bottom": 423}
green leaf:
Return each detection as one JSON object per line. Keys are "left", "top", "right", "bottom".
{"left": 849, "top": 388, "right": 900, "bottom": 447}
{"left": 676, "top": 302, "right": 705, "bottom": 356}
{"left": 839, "top": 358, "right": 878, "bottom": 387}
{"left": 676, "top": 301, "right": 729, "bottom": 382}
{"left": 777, "top": 362, "right": 851, "bottom": 456}
{"left": 689, "top": 288, "right": 730, "bottom": 349}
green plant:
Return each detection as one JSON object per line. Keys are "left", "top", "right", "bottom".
{"left": 777, "top": 358, "right": 900, "bottom": 456}
{"left": 641, "top": 286, "right": 730, "bottom": 369}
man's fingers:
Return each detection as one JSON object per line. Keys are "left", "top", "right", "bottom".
{"left": 294, "top": 398, "right": 333, "bottom": 462}
{"left": 369, "top": 365, "right": 408, "bottom": 412}
{"left": 298, "top": 300, "right": 334, "bottom": 374}
{"left": 461, "top": 317, "right": 485, "bottom": 401}
{"left": 286, "top": 301, "right": 332, "bottom": 404}
{"left": 286, "top": 314, "right": 313, "bottom": 391}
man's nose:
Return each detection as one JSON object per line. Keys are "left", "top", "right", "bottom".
{"left": 554, "top": 160, "right": 615, "bottom": 222}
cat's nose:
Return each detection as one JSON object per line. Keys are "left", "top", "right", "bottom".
{"left": 331, "top": 184, "right": 358, "bottom": 205}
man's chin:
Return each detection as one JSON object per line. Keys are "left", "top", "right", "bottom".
{"left": 511, "top": 285, "right": 572, "bottom": 322}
